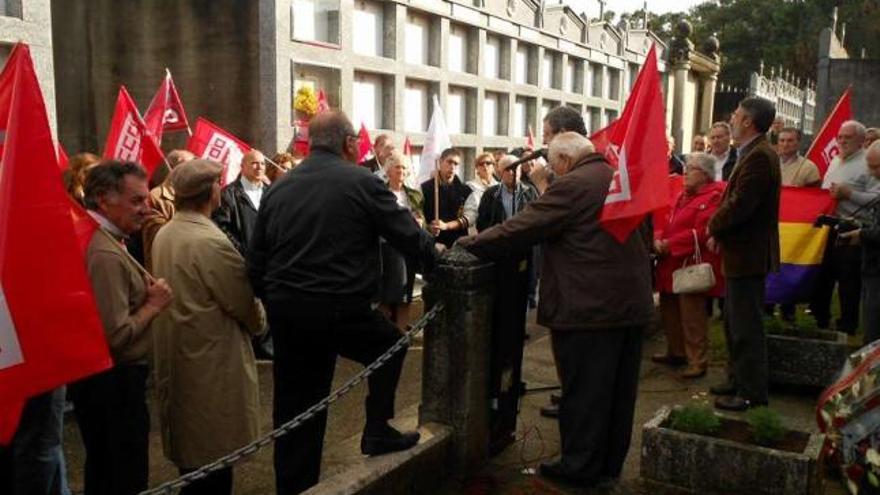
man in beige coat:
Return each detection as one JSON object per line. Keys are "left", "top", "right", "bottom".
{"left": 151, "top": 159, "right": 266, "bottom": 494}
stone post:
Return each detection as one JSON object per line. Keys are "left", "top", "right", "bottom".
{"left": 699, "top": 73, "right": 717, "bottom": 134}
{"left": 419, "top": 246, "right": 495, "bottom": 475}
{"left": 671, "top": 60, "right": 690, "bottom": 154}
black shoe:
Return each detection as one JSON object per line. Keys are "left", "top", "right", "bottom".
{"left": 361, "top": 425, "right": 420, "bottom": 456}
{"left": 709, "top": 382, "right": 736, "bottom": 396}
{"left": 714, "top": 395, "right": 767, "bottom": 412}
{"left": 540, "top": 404, "right": 559, "bottom": 419}
{"left": 550, "top": 393, "right": 561, "bottom": 405}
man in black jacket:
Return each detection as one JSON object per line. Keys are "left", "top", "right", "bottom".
{"left": 421, "top": 148, "right": 472, "bottom": 247}
{"left": 213, "top": 150, "right": 270, "bottom": 254}
{"left": 248, "top": 111, "right": 438, "bottom": 495}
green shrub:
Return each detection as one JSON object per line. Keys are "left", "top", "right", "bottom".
{"left": 668, "top": 405, "right": 721, "bottom": 436}
{"left": 746, "top": 406, "right": 786, "bottom": 446}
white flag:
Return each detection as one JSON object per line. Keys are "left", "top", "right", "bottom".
{"left": 418, "top": 95, "right": 452, "bottom": 184}
{"left": 0, "top": 285, "right": 24, "bottom": 371}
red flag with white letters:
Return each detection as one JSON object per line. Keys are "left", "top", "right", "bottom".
{"left": 103, "top": 86, "right": 165, "bottom": 178}
{"left": 186, "top": 117, "right": 253, "bottom": 186}
{"left": 596, "top": 45, "right": 670, "bottom": 242}
{"left": 143, "top": 69, "right": 191, "bottom": 144}
{"left": 806, "top": 87, "right": 852, "bottom": 179}
{"left": 0, "top": 43, "right": 111, "bottom": 445}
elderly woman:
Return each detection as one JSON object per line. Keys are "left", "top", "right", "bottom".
{"left": 653, "top": 153, "right": 725, "bottom": 378}
{"left": 151, "top": 160, "right": 266, "bottom": 494}
{"left": 62, "top": 152, "right": 101, "bottom": 204}
{"left": 379, "top": 150, "right": 425, "bottom": 331}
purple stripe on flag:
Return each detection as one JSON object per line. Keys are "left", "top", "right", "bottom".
{"left": 765, "top": 263, "right": 821, "bottom": 304}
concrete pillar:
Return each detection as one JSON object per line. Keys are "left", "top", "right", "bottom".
{"left": 420, "top": 246, "right": 495, "bottom": 475}
{"left": 699, "top": 73, "right": 717, "bottom": 133}
{"left": 671, "top": 60, "right": 690, "bottom": 154}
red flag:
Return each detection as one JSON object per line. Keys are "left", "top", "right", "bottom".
{"left": 596, "top": 45, "right": 670, "bottom": 242}
{"left": 357, "top": 122, "right": 372, "bottom": 163}
{"left": 56, "top": 142, "right": 68, "bottom": 170}
{"left": 143, "top": 69, "right": 191, "bottom": 143}
{"left": 403, "top": 135, "right": 413, "bottom": 157}
{"left": 103, "top": 86, "right": 164, "bottom": 178}
{"left": 0, "top": 43, "right": 111, "bottom": 445}
{"left": 317, "top": 89, "right": 330, "bottom": 114}
{"left": 806, "top": 87, "right": 852, "bottom": 179}
{"left": 526, "top": 125, "right": 535, "bottom": 149}
{"left": 186, "top": 117, "right": 253, "bottom": 186}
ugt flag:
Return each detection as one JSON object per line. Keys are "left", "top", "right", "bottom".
{"left": 765, "top": 187, "right": 836, "bottom": 304}
{"left": 594, "top": 45, "right": 670, "bottom": 242}
{"left": 186, "top": 117, "right": 253, "bottom": 186}
{"left": 103, "top": 85, "right": 165, "bottom": 178}
{"left": 143, "top": 68, "right": 191, "bottom": 143}
{"left": 0, "top": 43, "right": 111, "bottom": 444}
{"left": 807, "top": 87, "right": 852, "bottom": 180}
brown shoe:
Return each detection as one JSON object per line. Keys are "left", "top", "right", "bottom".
{"left": 651, "top": 354, "right": 687, "bottom": 366}
{"left": 680, "top": 366, "right": 707, "bottom": 379}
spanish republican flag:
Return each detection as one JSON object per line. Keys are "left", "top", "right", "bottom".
{"left": 765, "top": 187, "right": 836, "bottom": 304}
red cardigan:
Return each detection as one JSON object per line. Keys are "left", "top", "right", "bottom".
{"left": 655, "top": 182, "right": 726, "bottom": 297}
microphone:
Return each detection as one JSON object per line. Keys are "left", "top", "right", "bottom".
{"left": 504, "top": 148, "right": 548, "bottom": 171}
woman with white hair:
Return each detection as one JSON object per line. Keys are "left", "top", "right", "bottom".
{"left": 379, "top": 150, "right": 425, "bottom": 330}
{"left": 653, "top": 152, "right": 725, "bottom": 378}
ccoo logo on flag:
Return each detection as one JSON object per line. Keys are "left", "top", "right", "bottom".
{"left": 822, "top": 140, "right": 840, "bottom": 165}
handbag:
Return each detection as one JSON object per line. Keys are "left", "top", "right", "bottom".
{"left": 672, "top": 230, "right": 716, "bottom": 294}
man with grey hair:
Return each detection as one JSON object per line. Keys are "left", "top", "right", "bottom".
{"left": 708, "top": 121, "right": 738, "bottom": 181}
{"left": 459, "top": 132, "right": 654, "bottom": 487}
{"left": 248, "top": 111, "right": 439, "bottom": 494}
{"left": 812, "top": 120, "right": 869, "bottom": 334}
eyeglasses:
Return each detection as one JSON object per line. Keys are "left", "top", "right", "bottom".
{"left": 478, "top": 160, "right": 495, "bottom": 166}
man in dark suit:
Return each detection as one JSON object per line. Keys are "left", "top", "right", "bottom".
{"left": 248, "top": 111, "right": 438, "bottom": 494}
{"left": 213, "top": 149, "right": 273, "bottom": 358}
{"left": 708, "top": 122, "right": 739, "bottom": 181}
{"left": 360, "top": 134, "right": 394, "bottom": 174}
{"left": 708, "top": 97, "right": 781, "bottom": 411}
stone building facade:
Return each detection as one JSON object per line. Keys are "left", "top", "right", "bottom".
{"left": 816, "top": 21, "right": 880, "bottom": 129}
{"left": 0, "top": 0, "right": 56, "bottom": 131}
{"left": 47, "top": 0, "right": 718, "bottom": 179}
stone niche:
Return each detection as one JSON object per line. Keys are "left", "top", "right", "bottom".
{"left": 767, "top": 328, "right": 850, "bottom": 388}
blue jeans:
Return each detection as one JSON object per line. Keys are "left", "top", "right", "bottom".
{"left": 3, "top": 388, "right": 71, "bottom": 495}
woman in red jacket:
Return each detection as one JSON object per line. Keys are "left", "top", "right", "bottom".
{"left": 653, "top": 153, "right": 726, "bottom": 378}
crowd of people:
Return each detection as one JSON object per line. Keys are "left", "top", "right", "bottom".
{"left": 4, "top": 96, "right": 880, "bottom": 494}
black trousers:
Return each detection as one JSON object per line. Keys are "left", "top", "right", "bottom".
{"left": 179, "top": 467, "right": 232, "bottom": 495}
{"left": 67, "top": 365, "right": 149, "bottom": 495}
{"left": 550, "top": 325, "right": 643, "bottom": 481}
{"left": 724, "top": 276, "right": 769, "bottom": 403}
{"left": 268, "top": 296, "right": 407, "bottom": 495}
{"left": 811, "top": 237, "right": 863, "bottom": 333}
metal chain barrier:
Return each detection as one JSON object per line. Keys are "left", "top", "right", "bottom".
{"left": 139, "top": 302, "right": 444, "bottom": 495}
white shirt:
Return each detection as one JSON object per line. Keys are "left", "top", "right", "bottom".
{"left": 391, "top": 188, "right": 410, "bottom": 211}
{"left": 711, "top": 149, "right": 730, "bottom": 181}
{"left": 822, "top": 149, "right": 867, "bottom": 190}
{"left": 241, "top": 177, "right": 264, "bottom": 210}
{"left": 87, "top": 210, "right": 126, "bottom": 239}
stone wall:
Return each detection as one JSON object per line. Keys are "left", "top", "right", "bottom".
{"left": 51, "top": 0, "right": 260, "bottom": 154}
{"left": 815, "top": 27, "right": 880, "bottom": 128}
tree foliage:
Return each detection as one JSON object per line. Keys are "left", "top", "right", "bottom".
{"left": 618, "top": 0, "right": 880, "bottom": 89}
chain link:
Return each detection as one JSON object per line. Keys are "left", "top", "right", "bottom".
{"left": 138, "top": 302, "right": 444, "bottom": 495}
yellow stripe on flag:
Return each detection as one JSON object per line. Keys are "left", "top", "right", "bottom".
{"left": 779, "top": 223, "right": 829, "bottom": 265}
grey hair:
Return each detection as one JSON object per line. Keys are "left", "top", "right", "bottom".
{"left": 382, "top": 149, "right": 411, "bottom": 174}
{"left": 710, "top": 121, "right": 732, "bottom": 135}
{"left": 686, "top": 152, "right": 716, "bottom": 181}
{"left": 841, "top": 120, "right": 867, "bottom": 138}
{"left": 549, "top": 132, "right": 594, "bottom": 164}
{"left": 309, "top": 111, "right": 356, "bottom": 155}
{"left": 83, "top": 161, "right": 147, "bottom": 210}
{"left": 497, "top": 154, "right": 519, "bottom": 170}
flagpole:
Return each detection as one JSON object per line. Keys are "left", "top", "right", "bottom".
{"left": 96, "top": 228, "right": 155, "bottom": 281}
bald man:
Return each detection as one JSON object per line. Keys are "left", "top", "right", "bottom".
{"left": 213, "top": 149, "right": 269, "bottom": 255}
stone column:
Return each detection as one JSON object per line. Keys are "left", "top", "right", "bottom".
{"left": 420, "top": 246, "right": 495, "bottom": 475}
{"left": 699, "top": 73, "right": 717, "bottom": 133}
{"left": 671, "top": 60, "right": 690, "bottom": 154}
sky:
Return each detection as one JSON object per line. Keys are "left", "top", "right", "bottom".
{"left": 563, "top": 0, "right": 708, "bottom": 19}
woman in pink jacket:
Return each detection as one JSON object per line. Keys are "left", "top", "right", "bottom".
{"left": 653, "top": 153, "right": 725, "bottom": 378}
